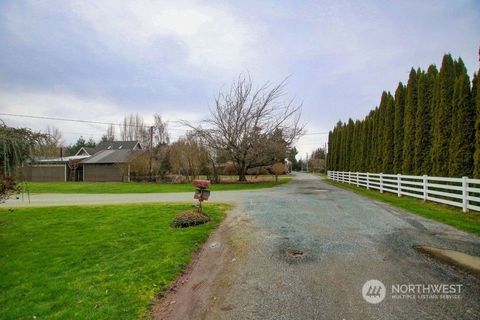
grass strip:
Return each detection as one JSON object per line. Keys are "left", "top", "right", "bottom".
{"left": 0, "top": 203, "right": 229, "bottom": 319}
{"left": 324, "top": 179, "right": 480, "bottom": 236}
{"left": 23, "top": 177, "right": 291, "bottom": 194}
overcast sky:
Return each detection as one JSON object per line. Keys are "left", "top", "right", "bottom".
{"left": 0, "top": 0, "right": 479, "bottom": 159}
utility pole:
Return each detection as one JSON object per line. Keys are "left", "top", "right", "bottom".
{"left": 149, "top": 125, "right": 154, "bottom": 181}
{"left": 306, "top": 152, "right": 309, "bottom": 172}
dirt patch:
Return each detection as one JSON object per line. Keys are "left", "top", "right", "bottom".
{"left": 415, "top": 245, "right": 480, "bottom": 277}
{"left": 152, "top": 209, "right": 252, "bottom": 320}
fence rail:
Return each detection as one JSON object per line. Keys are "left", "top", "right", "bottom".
{"left": 327, "top": 171, "right": 480, "bottom": 212}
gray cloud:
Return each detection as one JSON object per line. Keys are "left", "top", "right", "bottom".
{"left": 0, "top": 0, "right": 479, "bottom": 157}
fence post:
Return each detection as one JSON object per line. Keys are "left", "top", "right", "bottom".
{"left": 366, "top": 172, "right": 370, "bottom": 190}
{"left": 380, "top": 173, "right": 384, "bottom": 193}
{"left": 462, "top": 176, "right": 468, "bottom": 213}
{"left": 423, "top": 175, "right": 428, "bottom": 201}
{"left": 397, "top": 173, "right": 401, "bottom": 197}
{"left": 356, "top": 172, "right": 360, "bottom": 187}
{"left": 348, "top": 171, "right": 351, "bottom": 184}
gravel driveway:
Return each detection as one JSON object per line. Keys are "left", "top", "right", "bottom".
{"left": 160, "top": 173, "right": 480, "bottom": 320}
{"left": 4, "top": 173, "right": 480, "bottom": 319}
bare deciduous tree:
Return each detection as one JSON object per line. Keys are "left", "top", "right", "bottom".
{"left": 33, "top": 125, "right": 64, "bottom": 157}
{"left": 271, "top": 162, "right": 286, "bottom": 183}
{"left": 186, "top": 75, "right": 305, "bottom": 181}
{"left": 105, "top": 124, "right": 116, "bottom": 141}
{"left": 169, "top": 134, "right": 208, "bottom": 181}
{"left": 153, "top": 114, "right": 170, "bottom": 146}
{"left": 120, "top": 114, "right": 148, "bottom": 146}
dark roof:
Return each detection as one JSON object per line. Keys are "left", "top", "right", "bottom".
{"left": 75, "top": 141, "right": 141, "bottom": 156}
{"left": 92, "top": 141, "right": 141, "bottom": 153}
{"left": 80, "top": 150, "right": 131, "bottom": 164}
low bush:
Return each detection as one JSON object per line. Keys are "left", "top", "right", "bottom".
{"left": 171, "top": 210, "right": 211, "bottom": 228}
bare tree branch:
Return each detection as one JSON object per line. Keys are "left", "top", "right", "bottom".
{"left": 183, "top": 75, "right": 305, "bottom": 181}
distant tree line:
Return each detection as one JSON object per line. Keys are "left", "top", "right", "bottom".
{"left": 5, "top": 75, "right": 304, "bottom": 183}
{"left": 327, "top": 53, "right": 480, "bottom": 178}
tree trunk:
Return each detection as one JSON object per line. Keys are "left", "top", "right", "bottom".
{"left": 237, "top": 162, "right": 247, "bottom": 182}
{"left": 210, "top": 159, "right": 219, "bottom": 183}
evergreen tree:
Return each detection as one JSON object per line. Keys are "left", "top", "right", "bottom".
{"left": 393, "top": 82, "right": 406, "bottom": 173}
{"left": 365, "top": 115, "right": 374, "bottom": 172}
{"left": 414, "top": 66, "right": 436, "bottom": 175}
{"left": 473, "top": 72, "right": 480, "bottom": 178}
{"left": 287, "top": 147, "right": 300, "bottom": 171}
{"left": 372, "top": 107, "right": 382, "bottom": 172}
{"left": 357, "top": 121, "right": 366, "bottom": 171}
{"left": 351, "top": 121, "right": 359, "bottom": 171}
{"left": 448, "top": 73, "right": 474, "bottom": 177}
{"left": 327, "top": 131, "right": 333, "bottom": 170}
{"left": 346, "top": 119, "right": 355, "bottom": 171}
{"left": 339, "top": 123, "right": 346, "bottom": 171}
{"left": 382, "top": 93, "right": 395, "bottom": 173}
{"left": 454, "top": 57, "right": 468, "bottom": 78}
{"left": 402, "top": 68, "right": 418, "bottom": 174}
{"left": 431, "top": 54, "right": 456, "bottom": 176}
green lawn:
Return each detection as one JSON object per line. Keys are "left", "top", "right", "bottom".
{"left": 0, "top": 203, "right": 229, "bottom": 319}
{"left": 23, "top": 177, "right": 291, "bottom": 194}
{"left": 324, "top": 179, "right": 480, "bottom": 236}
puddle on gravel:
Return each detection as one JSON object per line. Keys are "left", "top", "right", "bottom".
{"left": 300, "top": 189, "right": 329, "bottom": 195}
{"left": 279, "top": 247, "right": 316, "bottom": 264}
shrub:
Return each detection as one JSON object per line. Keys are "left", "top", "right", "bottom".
{"left": 0, "top": 176, "right": 20, "bottom": 203}
{"left": 171, "top": 210, "right": 211, "bottom": 228}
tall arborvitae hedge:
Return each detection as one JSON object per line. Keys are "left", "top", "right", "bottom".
{"left": 327, "top": 53, "right": 477, "bottom": 177}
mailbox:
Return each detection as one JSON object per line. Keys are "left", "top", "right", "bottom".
{"left": 192, "top": 180, "right": 211, "bottom": 212}
{"left": 194, "top": 189, "right": 211, "bottom": 201}
{"left": 193, "top": 179, "right": 211, "bottom": 189}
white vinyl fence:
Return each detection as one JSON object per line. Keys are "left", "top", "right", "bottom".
{"left": 327, "top": 171, "right": 480, "bottom": 213}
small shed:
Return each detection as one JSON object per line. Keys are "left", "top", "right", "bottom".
{"left": 24, "top": 155, "right": 90, "bottom": 182}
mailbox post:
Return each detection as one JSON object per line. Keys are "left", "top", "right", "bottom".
{"left": 193, "top": 179, "right": 211, "bottom": 212}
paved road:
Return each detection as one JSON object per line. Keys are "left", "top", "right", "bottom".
{"left": 0, "top": 189, "right": 252, "bottom": 207}
{"left": 161, "top": 173, "right": 480, "bottom": 320}
{"left": 4, "top": 173, "right": 480, "bottom": 319}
